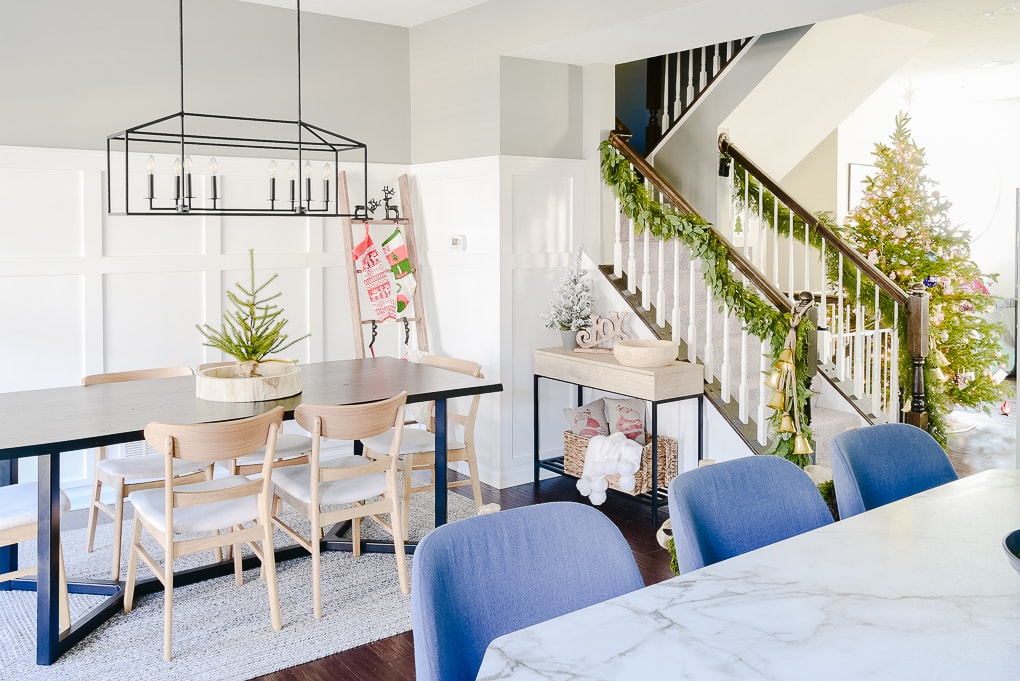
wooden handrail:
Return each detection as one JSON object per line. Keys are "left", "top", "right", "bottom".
{"left": 718, "top": 133, "right": 909, "bottom": 307}
{"left": 608, "top": 131, "right": 793, "bottom": 315}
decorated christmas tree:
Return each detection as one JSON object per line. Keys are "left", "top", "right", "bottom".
{"left": 841, "top": 112, "right": 1009, "bottom": 445}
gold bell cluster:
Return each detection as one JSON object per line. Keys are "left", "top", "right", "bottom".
{"left": 766, "top": 300, "right": 814, "bottom": 456}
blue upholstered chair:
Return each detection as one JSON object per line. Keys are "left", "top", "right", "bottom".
{"left": 411, "top": 502, "right": 644, "bottom": 681}
{"left": 668, "top": 455, "right": 833, "bottom": 574}
{"left": 830, "top": 423, "right": 958, "bottom": 519}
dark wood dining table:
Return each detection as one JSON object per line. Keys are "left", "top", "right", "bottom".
{"left": 0, "top": 357, "right": 503, "bottom": 665}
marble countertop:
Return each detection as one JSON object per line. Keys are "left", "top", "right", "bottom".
{"left": 477, "top": 469, "right": 1020, "bottom": 680}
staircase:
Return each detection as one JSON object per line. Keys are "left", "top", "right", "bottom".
{"left": 601, "top": 40, "right": 931, "bottom": 464}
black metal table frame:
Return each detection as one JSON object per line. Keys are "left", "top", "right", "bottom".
{"left": 532, "top": 373, "right": 703, "bottom": 525}
{"left": 0, "top": 358, "right": 502, "bottom": 665}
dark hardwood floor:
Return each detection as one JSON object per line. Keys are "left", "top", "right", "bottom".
{"left": 250, "top": 475, "right": 675, "bottom": 681}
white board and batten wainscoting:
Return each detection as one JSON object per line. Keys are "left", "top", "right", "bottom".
{"left": 1, "top": 145, "right": 662, "bottom": 505}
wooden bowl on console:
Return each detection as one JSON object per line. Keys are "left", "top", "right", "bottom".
{"left": 612, "top": 340, "right": 679, "bottom": 368}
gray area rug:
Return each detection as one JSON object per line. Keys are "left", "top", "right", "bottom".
{"left": 1, "top": 484, "right": 477, "bottom": 680}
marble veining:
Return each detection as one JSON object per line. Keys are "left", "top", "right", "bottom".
{"left": 477, "top": 470, "right": 1020, "bottom": 680}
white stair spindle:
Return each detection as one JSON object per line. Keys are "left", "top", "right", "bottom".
{"left": 712, "top": 44, "right": 721, "bottom": 76}
{"left": 787, "top": 210, "right": 795, "bottom": 302}
{"left": 756, "top": 342, "right": 768, "bottom": 444}
{"left": 686, "top": 50, "right": 694, "bottom": 102}
{"left": 836, "top": 253, "right": 845, "bottom": 381}
{"left": 703, "top": 284, "right": 714, "bottom": 382}
{"left": 613, "top": 197, "right": 623, "bottom": 278}
{"left": 656, "top": 236, "right": 666, "bottom": 327}
{"left": 819, "top": 240, "right": 828, "bottom": 363}
{"left": 672, "top": 53, "right": 682, "bottom": 121}
{"left": 671, "top": 240, "right": 682, "bottom": 343}
{"left": 771, "top": 198, "right": 779, "bottom": 285}
{"left": 738, "top": 322, "right": 749, "bottom": 422}
{"left": 853, "top": 270, "right": 864, "bottom": 397}
{"left": 627, "top": 184, "right": 637, "bottom": 295}
{"left": 890, "top": 303, "right": 900, "bottom": 419}
{"left": 641, "top": 184, "right": 651, "bottom": 310}
{"left": 871, "top": 284, "right": 882, "bottom": 416}
{"left": 699, "top": 47, "right": 707, "bottom": 90}
{"left": 687, "top": 259, "right": 697, "bottom": 362}
{"left": 803, "top": 221, "right": 811, "bottom": 293}
{"left": 720, "top": 303, "right": 731, "bottom": 402}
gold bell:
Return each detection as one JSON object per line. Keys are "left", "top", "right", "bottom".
{"left": 774, "top": 347, "right": 795, "bottom": 370}
{"left": 765, "top": 369, "right": 782, "bottom": 390}
{"left": 767, "top": 390, "right": 787, "bottom": 410}
{"left": 779, "top": 412, "right": 795, "bottom": 433}
{"left": 933, "top": 367, "right": 947, "bottom": 382}
{"left": 793, "top": 434, "right": 814, "bottom": 455}
{"left": 934, "top": 349, "right": 950, "bottom": 367}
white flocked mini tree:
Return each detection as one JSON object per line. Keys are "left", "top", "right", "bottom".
{"left": 543, "top": 247, "right": 596, "bottom": 332}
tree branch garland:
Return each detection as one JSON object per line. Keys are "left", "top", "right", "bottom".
{"left": 601, "top": 140, "right": 814, "bottom": 465}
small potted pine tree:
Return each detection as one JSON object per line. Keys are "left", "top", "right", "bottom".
{"left": 195, "top": 249, "right": 310, "bottom": 402}
{"left": 542, "top": 248, "right": 595, "bottom": 349}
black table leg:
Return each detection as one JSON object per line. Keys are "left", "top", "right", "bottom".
{"left": 0, "top": 459, "right": 16, "bottom": 589}
{"left": 37, "top": 452, "right": 60, "bottom": 665}
{"left": 434, "top": 398, "right": 448, "bottom": 527}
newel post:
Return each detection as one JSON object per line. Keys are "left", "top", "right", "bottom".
{"left": 904, "top": 283, "right": 930, "bottom": 430}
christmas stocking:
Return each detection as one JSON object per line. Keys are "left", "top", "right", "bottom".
{"left": 352, "top": 223, "right": 397, "bottom": 324}
{"left": 381, "top": 227, "right": 417, "bottom": 314}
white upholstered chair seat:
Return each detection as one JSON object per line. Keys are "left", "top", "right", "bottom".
{"left": 129, "top": 476, "right": 257, "bottom": 534}
{"left": 233, "top": 433, "right": 312, "bottom": 467}
{"left": 273, "top": 456, "right": 387, "bottom": 506}
{"left": 0, "top": 483, "right": 71, "bottom": 531}
{"left": 361, "top": 428, "right": 464, "bottom": 457}
{"left": 1, "top": 483, "right": 73, "bottom": 636}
{"left": 97, "top": 454, "right": 209, "bottom": 483}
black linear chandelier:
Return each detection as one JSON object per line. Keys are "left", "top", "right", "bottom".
{"left": 107, "top": 0, "right": 366, "bottom": 217}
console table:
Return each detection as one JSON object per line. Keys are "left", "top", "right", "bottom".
{"left": 532, "top": 348, "right": 703, "bottom": 524}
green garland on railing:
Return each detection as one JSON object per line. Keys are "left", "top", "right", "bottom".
{"left": 729, "top": 162, "right": 950, "bottom": 447}
{"left": 601, "top": 140, "right": 813, "bottom": 467}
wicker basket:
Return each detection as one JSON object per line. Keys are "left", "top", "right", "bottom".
{"left": 563, "top": 430, "right": 678, "bottom": 496}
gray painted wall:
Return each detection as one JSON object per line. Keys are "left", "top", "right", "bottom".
{"left": 499, "top": 57, "right": 582, "bottom": 159}
{"left": 0, "top": 0, "right": 412, "bottom": 163}
{"left": 652, "top": 27, "right": 809, "bottom": 224}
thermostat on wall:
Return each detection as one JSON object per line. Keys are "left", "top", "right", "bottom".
{"left": 450, "top": 234, "right": 466, "bottom": 251}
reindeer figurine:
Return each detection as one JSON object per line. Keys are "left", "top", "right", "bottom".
{"left": 353, "top": 198, "right": 382, "bottom": 220}
{"left": 382, "top": 186, "right": 400, "bottom": 220}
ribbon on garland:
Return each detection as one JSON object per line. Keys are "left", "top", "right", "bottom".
{"left": 765, "top": 296, "right": 815, "bottom": 456}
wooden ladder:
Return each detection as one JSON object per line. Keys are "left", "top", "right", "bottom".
{"left": 338, "top": 172, "right": 429, "bottom": 359}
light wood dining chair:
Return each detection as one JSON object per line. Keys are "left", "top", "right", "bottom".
{"left": 83, "top": 366, "right": 214, "bottom": 581}
{"left": 272, "top": 392, "right": 409, "bottom": 619}
{"left": 123, "top": 406, "right": 285, "bottom": 661}
{"left": 361, "top": 355, "right": 484, "bottom": 538}
{"left": 0, "top": 483, "right": 72, "bottom": 634}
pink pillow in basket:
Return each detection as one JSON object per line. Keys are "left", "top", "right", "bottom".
{"left": 604, "top": 397, "right": 646, "bottom": 445}
{"left": 563, "top": 399, "right": 609, "bottom": 438}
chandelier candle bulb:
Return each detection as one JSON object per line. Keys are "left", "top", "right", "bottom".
{"left": 145, "top": 155, "right": 155, "bottom": 200}
{"left": 209, "top": 157, "right": 219, "bottom": 203}
{"left": 322, "top": 163, "right": 331, "bottom": 208}
{"left": 288, "top": 163, "right": 296, "bottom": 208}
{"left": 184, "top": 156, "right": 193, "bottom": 199}
{"left": 268, "top": 160, "right": 277, "bottom": 203}
{"left": 173, "top": 157, "right": 182, "bottom": 202}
